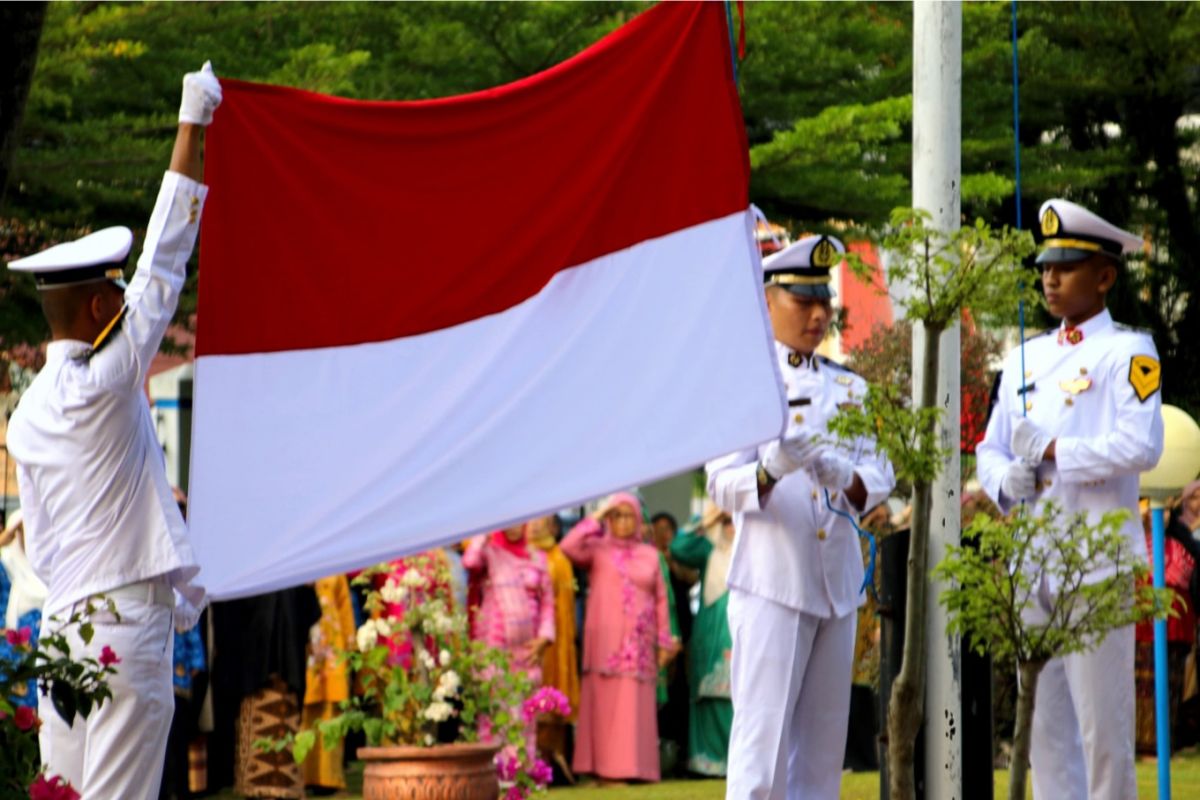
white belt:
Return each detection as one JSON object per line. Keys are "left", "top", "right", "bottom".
{"left": 100, "top": 580, "right": 175, "bottom": 609}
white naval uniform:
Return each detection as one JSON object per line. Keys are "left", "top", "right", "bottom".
{"left": 977, "top": 308, "right": 1163, "bottom": 800}
{"left": 707, "top": 342, "right": 895, "bottom": 800}
{"left": 7, "top": 171, "right": 208, "bottom": 799}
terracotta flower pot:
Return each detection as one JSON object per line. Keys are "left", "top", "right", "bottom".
{"left": 358, "top": 742, "right": 500, "bottom": 800}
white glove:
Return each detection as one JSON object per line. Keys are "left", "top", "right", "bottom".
{"left": 1011, "top": 417, "right": 1053, "bottom": 467}
{"left": 761, "top": 432, "right": 822, "bottom": 480}
{"left": 812, "top": 450, "right": 856, "bottom": 491}
{"left": 179, "top": 61, "right": 222, "bottom": 126}
{"left": 1000, "top": 460, "right": 1037, "bottom": 503}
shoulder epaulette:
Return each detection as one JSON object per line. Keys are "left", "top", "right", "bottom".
{"left": 1113, "top": 322, "right": 1155, "bottom": 337}
{"left": 817, "top": 355, "right": 860, "bottom": 376}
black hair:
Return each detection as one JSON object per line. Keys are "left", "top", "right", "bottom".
{"left": 650, "top": 512, "right": 677, "bottom": 532}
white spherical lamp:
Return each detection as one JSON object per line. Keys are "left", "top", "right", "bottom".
{"left": 1140, "top": 404, "right": 1200, "bottom": 501}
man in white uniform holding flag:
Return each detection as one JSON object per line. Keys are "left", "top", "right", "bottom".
{"left": 5, "top": 63, "right": 222, "bottom": 798}
{"left": 708, "top": 234, "right": 895, "bottom": 800}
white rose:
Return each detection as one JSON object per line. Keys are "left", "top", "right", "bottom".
{"left": 418, "top": 648, "right": 436, "bottom": 670}
{"left": 423, "top": 700, "right": 453, "bottom": 723}
{"left": 375, "top": 618, "right": 393, "bottom": 637}
{"left": 380, "top": 580, "right": 408, "bottom": 605}
{"left": 356, "top": 621, "right": 379, "bottom": 652}
{"left": 401, "top": 567, "right": 424, "bottom": 588}
{"left": 438, "top": 670, "right": 461, "bottom": 695}
{"left": 439, "top": 649, "right": 451, "bottom": 667}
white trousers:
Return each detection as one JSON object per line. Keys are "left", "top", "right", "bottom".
{"left": 725, "top": 588, "right": 856, "bottom": 800}
{"left": 1023, "top": 572, "right": 1136, "bottom": 800}
{"left": 40, "top": 587, "right": 175, "bottom": 799}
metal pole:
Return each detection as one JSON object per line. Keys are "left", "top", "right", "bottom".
{"left": 913, "top": 2, "right": 963, "bottom": 797}
{"left": 1150, "top": 502, "right": 1172, "bottom": 799}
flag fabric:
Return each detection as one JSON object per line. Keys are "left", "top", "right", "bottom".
{"left": 189, "top": 1, "right": 784, "bottom": 599}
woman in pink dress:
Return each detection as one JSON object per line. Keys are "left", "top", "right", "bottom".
{"left": 462, "top": 525, "right": 556, "bottom": 680}
{"left": 562, "top": 492, "right": 677, "bottom": 783}
{"left": 463, "top": 525, "right": 556, "bottom": 757}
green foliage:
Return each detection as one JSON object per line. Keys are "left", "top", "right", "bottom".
{"left": 934, "top": 503, "right": 1169, "bottom": 666}
{"left": 826, "top": 381, "right": 946, "bottom": 489}
{"left": 862, "top": 208, "right": 1039, "bottom": 332}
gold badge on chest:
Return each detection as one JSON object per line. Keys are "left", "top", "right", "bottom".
{"left": 1058, "top": 377, "right": 1093, "bottom": 395}
{"left": 788, "top": 351, "right": 803, "bottom": 368}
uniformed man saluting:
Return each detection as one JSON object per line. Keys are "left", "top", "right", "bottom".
{"left": 5, "top": 63, "right": 223, "bottom": 798}
{"left": 707, "top": 234, "right": 895, "bottom": 800}
{"left": 977, "top": 199, "right": 1164, "bottom": 800}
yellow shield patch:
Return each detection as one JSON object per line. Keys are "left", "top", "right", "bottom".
{"left": 1128, "top": 355, "right": 1161, "bottom": 402}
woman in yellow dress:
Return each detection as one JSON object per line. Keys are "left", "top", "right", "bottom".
{"left": 527, "top": 515, "right": 580, "bottom": 781}
{"left": 302, "top": 574, "right": 356, "bottom": 791}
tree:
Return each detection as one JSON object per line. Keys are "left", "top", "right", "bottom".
{"left": 0, "top": 2, "right": 47, "bottom": 212}
{"left": 831, "top": 209, "right": 1037, "bottom": 799}
{"left": 934, "top": 504, "right": 1167, "bottom": 800}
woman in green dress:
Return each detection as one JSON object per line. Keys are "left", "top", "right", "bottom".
{"left": 669, "top": 503, "right": 735, "bottom": 776}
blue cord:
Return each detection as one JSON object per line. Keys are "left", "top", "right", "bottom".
{"left": 724, "top": 1, "right": 739, "bottom": 84}
{"left": 825, "top": 488, "right": 877, "bottom": 598}
{"left": 1011, "top": 1, "right": 1023, "bottom": 232}
{"left": 1012, "top": 0, "right": 1028, "bottom": 415}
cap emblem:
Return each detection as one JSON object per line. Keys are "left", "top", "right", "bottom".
{"left": 812, "top": 239, "right": 837, "bottom": 268}
{"left": 1041, "top": 208, "right": 1060, "bottom": 237}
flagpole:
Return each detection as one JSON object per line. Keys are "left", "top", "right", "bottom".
{"left": 913, "top": 2, "right": 963, "bottom": 797}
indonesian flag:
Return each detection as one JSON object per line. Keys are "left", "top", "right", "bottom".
{"left": 189, "top": 1, "right": 784, "bottom": 599}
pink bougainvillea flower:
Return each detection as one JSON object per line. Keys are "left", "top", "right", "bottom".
{"left": 98, "top": 645, "right": 121, "bottom": 667}
{"left": 502, "top": 786, "right": 527, "bottom": 800}
{"left": 29, "top": 773, "right": 81, "bottom": 800}
{"left": 528, "top": 757, "right": 554, "bottom": 787}
{"left": 494, "top": 746, "right": 520, "bottom": 782}
{"left": 13, "top": 705, "right": 38, "bottom": 731}
{"left": 521, "top": 686, "right": 571, "bottom": 721}
{"left": 4, "top": 626, "right": 32, "bottom": 647}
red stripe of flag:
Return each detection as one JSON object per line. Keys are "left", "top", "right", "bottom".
{"left": 197, "top": 2, "right": 747, "bottom": 357}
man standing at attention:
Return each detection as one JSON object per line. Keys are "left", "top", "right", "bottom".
{"left": 5, "top": 62, "right": 222, "bottom": 798}
{"left": 707, "top": 234, "right": 895, "bottom": 799}
{"left": 977, "top": 199, "right": 1163, "bottom": 799}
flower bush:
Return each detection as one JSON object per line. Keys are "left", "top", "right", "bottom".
{"left": 263, "top": 555, "right": 570, "bottom": 799}
{"left": 1, "top": 600, "right": 120, "bottom": 799}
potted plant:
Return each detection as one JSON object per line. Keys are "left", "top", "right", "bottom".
{"left": 1, "top": 600, "right": 121, "bottom": 800}
{"left": 263, "top": 554, "right": 568, "bottom": 800}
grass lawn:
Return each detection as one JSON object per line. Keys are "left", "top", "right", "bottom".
{"left": 210, "top": 747, "right": 1200, "bottom": 799}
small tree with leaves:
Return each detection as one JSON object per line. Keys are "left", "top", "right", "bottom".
{"left": 829, "top": 207, "right": 1037, "bottom": 800}
{"left": 934, "top": 504, "right": 1168, "bottom": 800}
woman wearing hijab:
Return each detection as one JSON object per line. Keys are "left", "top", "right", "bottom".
{"left": 669, "top": 502, "right": 735, "bottom": 777}
{"left": 562, "top": 492, "right": 677, "bottom": 783}
{"left": 463, "top": 524, "right": 556, "bottom": 681}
